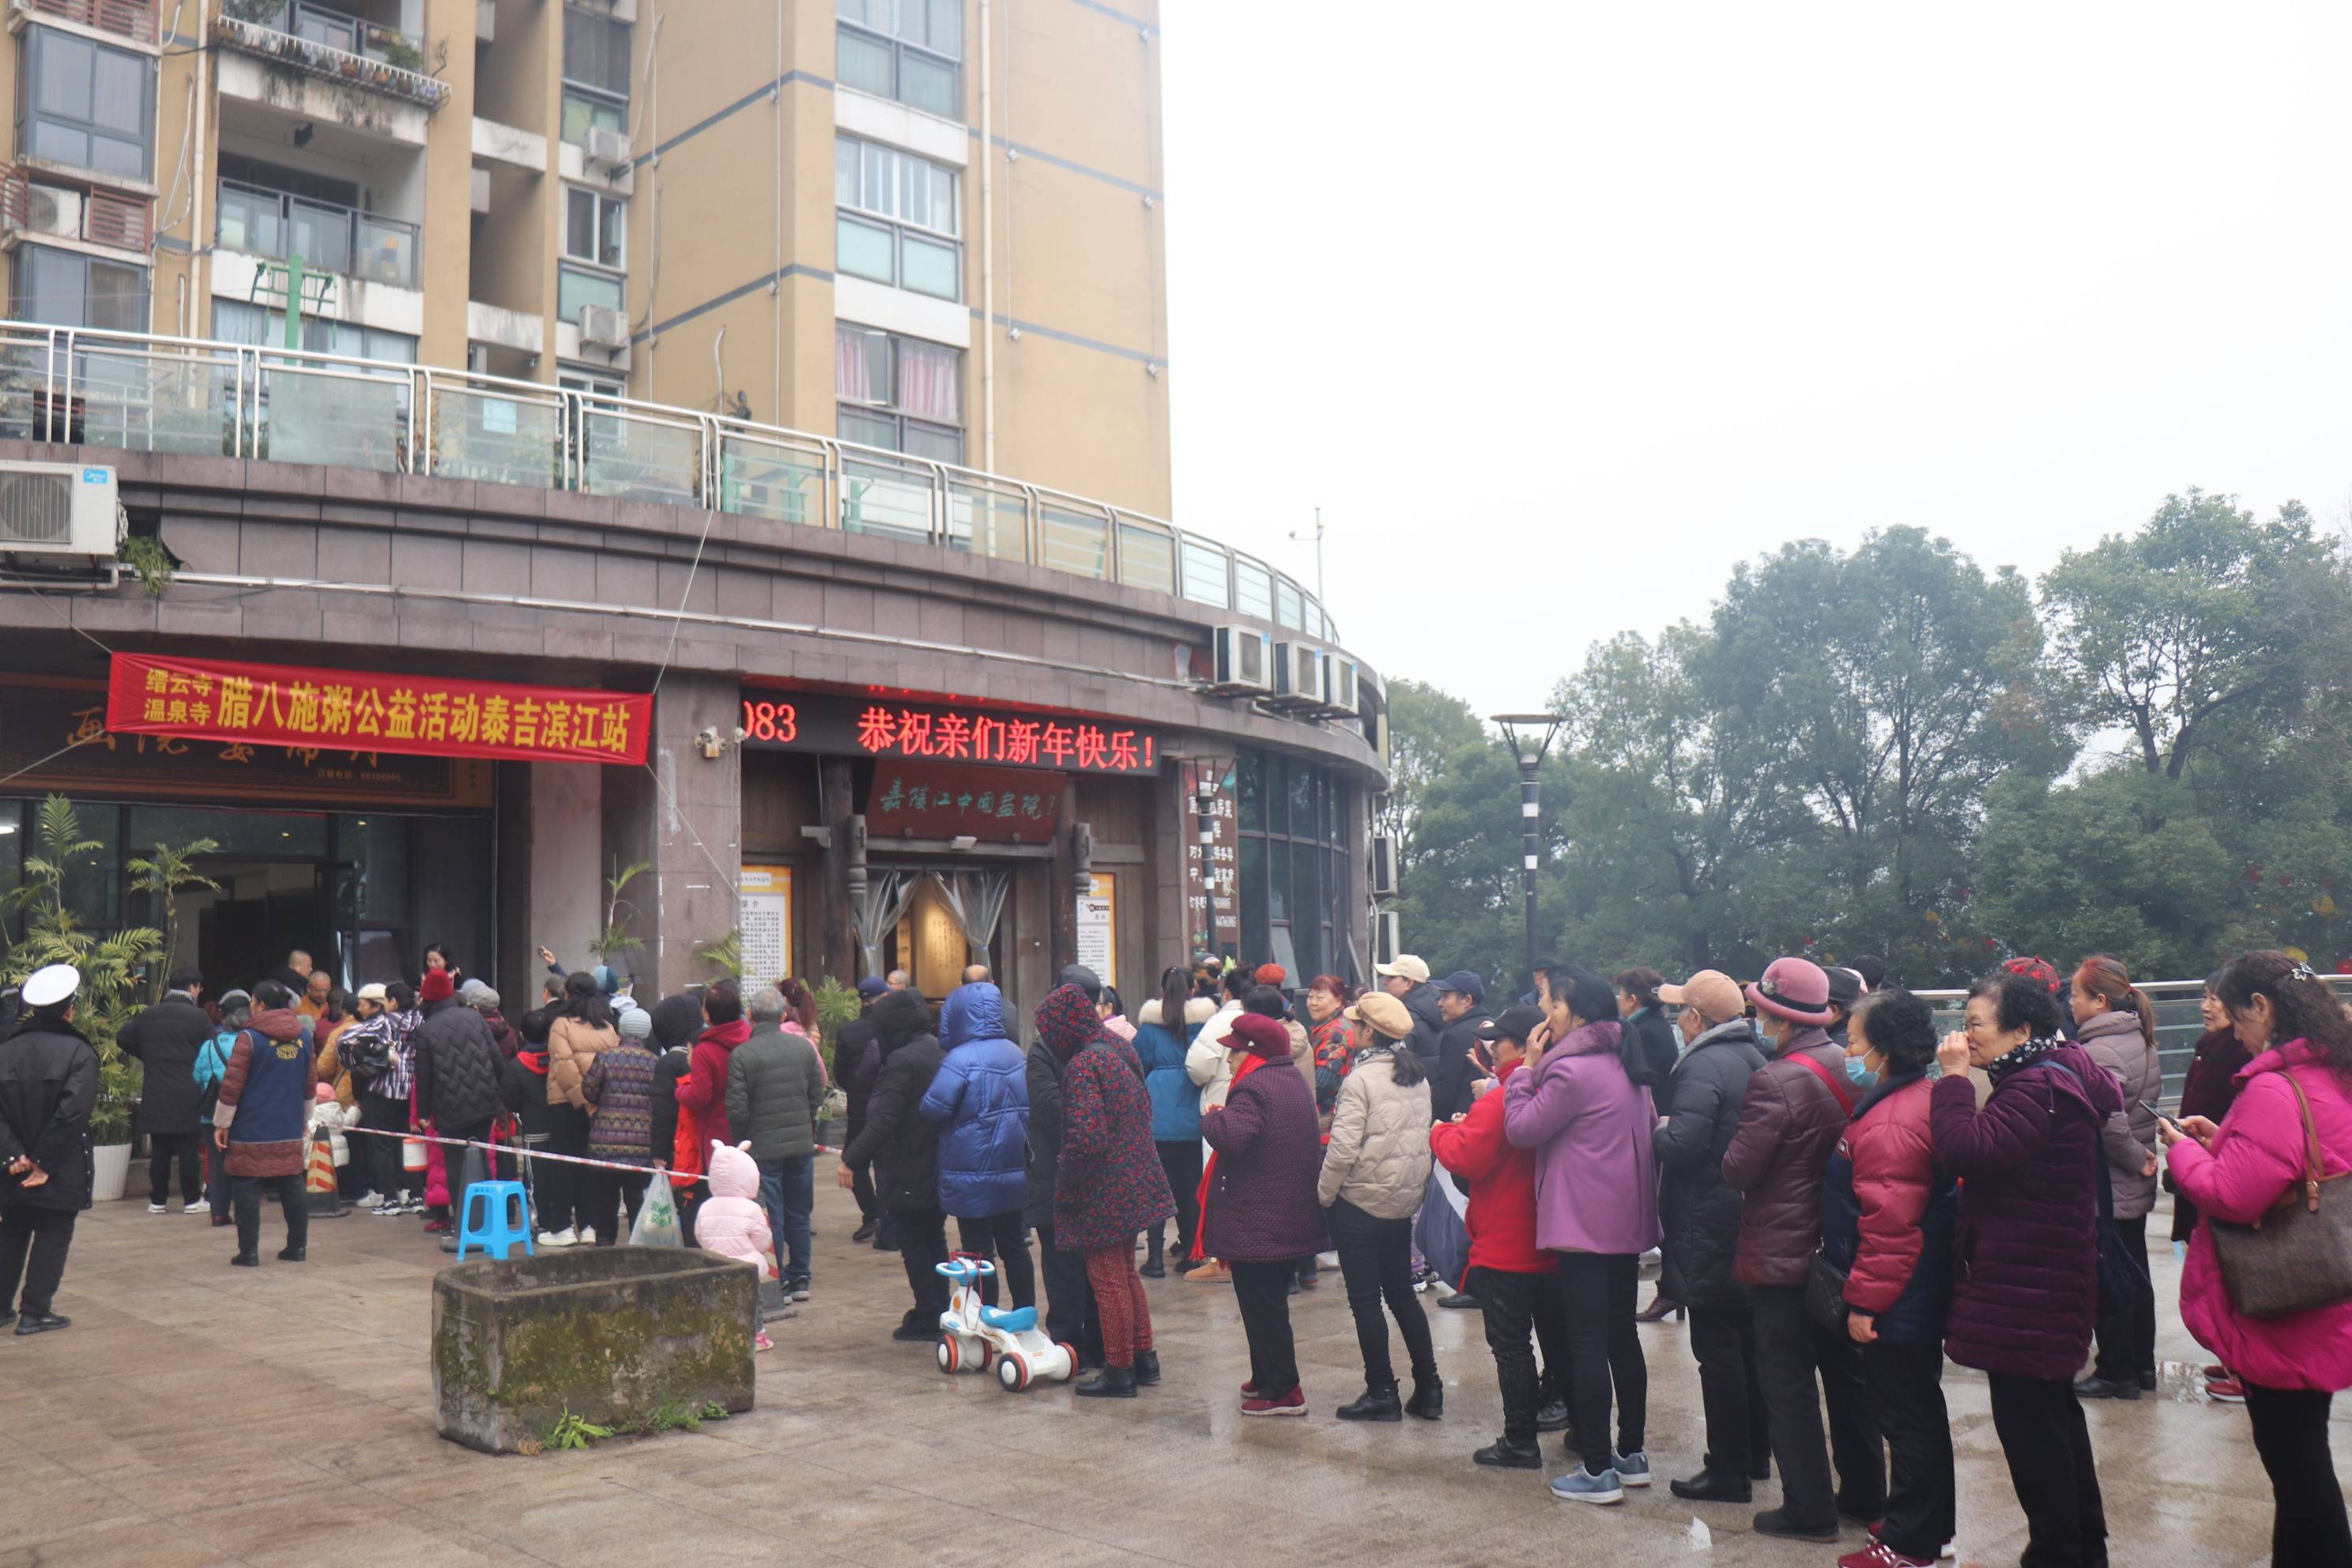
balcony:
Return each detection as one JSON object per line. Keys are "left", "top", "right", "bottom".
{"left": 217, "top": 179, "right": 417, "bottom": 289}
{"left": 1, "top": 168, "right": 153, "bottom": 253}
{"left": 212, "top": 0, "right": 449, "bottom": 112}
{"left": 11, "top": 0, "right": 156, "bottom": 45}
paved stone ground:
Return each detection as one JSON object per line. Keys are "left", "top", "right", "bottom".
{"left": 0, "top": 1186, "right": 2309, "bottom": 1567}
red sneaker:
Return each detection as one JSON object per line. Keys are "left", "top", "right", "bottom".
{"left": 2206, "top": 1374, "right": 2248, "bottom": 1404}
{"left": 1839, "top": 1544, "right": 1936, "bottom": 1568}
{"left": 1241, "top": 1385, "right": 1306, "bottom": 1418}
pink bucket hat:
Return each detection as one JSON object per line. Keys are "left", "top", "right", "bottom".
{"left": 1745, "top": 956, "right": 1836, "bottom": 1027}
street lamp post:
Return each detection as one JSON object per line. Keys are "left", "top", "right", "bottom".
{"left": 1490, "top": 712, "right": 1565, "bottom": 993}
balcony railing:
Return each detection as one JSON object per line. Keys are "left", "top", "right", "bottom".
{"left": 213, "top": 0, "right": 449, "bottom": 111}
{"left": 1, "top": 169, "right": 153, "bottom": 252}
{"left": 0, "top": 320, "right": 1351, "bottom": 657}
{"left": 217, "top": 179, "right": 417, "bottom": 289}
{"left": 21, "top": 0, "right": 156, "bottom": 44}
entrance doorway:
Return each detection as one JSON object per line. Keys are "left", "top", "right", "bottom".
{"left": 865, "top": 862, "right": 1018, "bottom": 1004}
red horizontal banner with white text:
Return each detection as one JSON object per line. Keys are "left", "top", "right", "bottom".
{"left": 106, "top": 654, "right": 650, "bottom": 767}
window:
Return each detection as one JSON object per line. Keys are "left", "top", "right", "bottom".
{"left": 561, "top": 9, "right": 631, "bottom": 96}
{"left": 560, "top": 92, "right": 624, "bottom": 145}
{"left": 557, "top": 265, "right": 624, "bottom": 324}
{"left": 1234, "top": 750, "right": 1355, "bottom": 986}
{"left": 560, "top": 371, "right": 624, "bottom": 400}
{"left": 835, "top": 324, "right": 961, "bottom": 462}
{"left": 834, "top": 135, "right": 959, "bottom": 300}
{"left": 14, "top": 243, "right": 145, "bottom": 330}
{"left": 564, "top": 187, "right": 624, "bottom": 270}
{"left": 20, "top": 26, "right": 153, "bottom": 179}
{"left": 213, "top": 299, "right": 415, "bottom": 362}
{"left": 836, "top": 0, "right": 960, "bottom": 120}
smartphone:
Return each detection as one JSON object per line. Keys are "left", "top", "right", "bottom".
{"left": 2140, "top": 1099, "right": 2186, "bottom": 1136}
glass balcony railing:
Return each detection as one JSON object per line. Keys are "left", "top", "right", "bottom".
{"left": 217, "top": 181, "right": 418, "bottom": 289}
{"left": 0, "top": 320, "right": 1354, "bottom": 665}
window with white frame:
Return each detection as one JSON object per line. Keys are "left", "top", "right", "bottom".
{"left": 835, "top": 0, "right": 960, "bottom": 121}
{"left": 564, "top": 187, "right": 624, "bottom": 270}
{"left": 835, "top": 323, "right": 961, "bottom": 462}
{"left": 834, "top": 136, "right": 959, "bottom": 301}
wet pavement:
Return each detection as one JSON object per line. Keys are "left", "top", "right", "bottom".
{"left": 0, "top": 1185, "right": 2309, "bottom": 1566}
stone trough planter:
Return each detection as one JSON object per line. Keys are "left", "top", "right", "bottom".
{"left": 432, "top": 1247, "right": 758, "bottom": 1453}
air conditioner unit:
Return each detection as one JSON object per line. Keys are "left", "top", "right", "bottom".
{"left": 1370, "top": 835, "right": 1397, "bottom": 899}
{"left": 1321, "top": 656, "right": 1359, "bottom": 716}
{"left": 21, "top": 185, "right": 84, "bottom": 241}
{"left": 1208, "top": 625, "right": 1272, "bottom": 694}
{"left": 579, "top": 305, "right": 630, "bottom": 349}
{"left": 582, "top": 126, "right": 631, "bottom": 169}
{"left": 1274, "top": 642, "right": 1326, "bottom": 706}
{"left": 0, "top": 462, "right": 122, "bottom": 559}
{"left": 1374, "top": 910, "right": 1402, "bottom": 967}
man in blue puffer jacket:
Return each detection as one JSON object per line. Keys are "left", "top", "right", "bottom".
{"left": 919, "top": 982, "right": 1035, "bottom": 1310}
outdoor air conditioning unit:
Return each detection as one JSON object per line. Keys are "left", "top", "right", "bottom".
{"left": 1274, "top": 642, "right": 1326, "bottom": 706}
{"left": 1370, "top": 835, "right": 1398, "bottom": 899}
{"left": 1322, "top": 656, "right": 1359, "bottom": 716}
{"left": 0, "top": 462, "right": 122, "bottom": 559}
{"left": 1209, "top": 625, "right": 1272, "bottom": 694}
{"left": 21, "top": 185, "right": 84, "bottom": 241}
{"left": 579, "top": 305, "right": 630, "bottom": 349}
{"left": 1374, "top": 910, "right": 1402, "bottom": 967}
{"left": 582, "top": 126, "right": 631, "bottom": 169}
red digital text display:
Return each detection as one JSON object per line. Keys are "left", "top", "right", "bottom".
{"left": 739, "top": 691, "right": 1159, "bottom": 775}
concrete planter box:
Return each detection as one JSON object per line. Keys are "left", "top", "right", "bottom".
{"left": 432, "top": 1247, "right": 757, "bottom": 1453}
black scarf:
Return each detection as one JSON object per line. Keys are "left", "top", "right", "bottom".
{"left": 1986, "top": 1034, "right": 2067, "bottom": 1085}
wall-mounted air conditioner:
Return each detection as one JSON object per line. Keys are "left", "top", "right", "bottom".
{"left": 1209, "top": 625, "right": 1272, "bottom": 694}
{"left": 1322, "top": 657, "right": 1359, "bottom": 716}
{"left": 582, "top": 126, "right": 632, "bottom": 169}
{"left": 0, "top": 462, "right": 122, "bottom": 560}
{"left": 1370, "top": 835, "right": 1397, "bottom": 898}
{"left": 1374, "top": 910, "right": 1402, "bottom": 967}
{"left": 579, "top": 305, "right": 630, "bottom": 349}
{"left": 1275, "top": 642, "right": 1326, "bottom": 706}
{"left": 21, "top": 185, "right": 84, "bottom": 242}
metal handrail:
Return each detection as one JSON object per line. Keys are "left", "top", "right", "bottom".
{"left": 217, "top": 179, "right": 420, "bottom": 289}
{"left": 0, "top": 319, "right": 1355, "bottom": 665}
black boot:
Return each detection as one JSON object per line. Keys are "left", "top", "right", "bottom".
{"left": 1474, "top": 1436, "right": 1543, "bottom": 1468}
{"left": 1336, "top": 1382, "right": 1402, "bottom": 1422}
{"left": 277, "top": 1246, "right": 306, "bottom": 1262}
{"left": 852, "top": 1218, "right": 878, "bottom": 1243}
{"left": 1075, "top": 1363, "right": 1138, "bottom": 1399}
{"left": 230, "top": 1251, "right": 258, "bottom": 1267}
{"left": 1142, "top": 1230, "right": 1165, "bottom": 1279}
{"left": 1670, "top": 1468, "right": 1753, "bottom": 1504}
{"left": 1404, "top": 1377, "right": 1443, "bottom": 1420}
{"left": 1132, "top": 1350, "right": 1161, "bottom": 1386}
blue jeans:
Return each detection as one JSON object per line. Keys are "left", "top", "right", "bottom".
{"left": 758, "top": 1155, "right": 813, "bottom": 1287}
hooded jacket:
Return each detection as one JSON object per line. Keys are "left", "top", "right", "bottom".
{"left": 833, "top": 1004, "right": 880, "bottom": 1125}
{"left": 694, "top": 1141, "right": 771, "bottom": 1272}
{"left": 499, "top": 1051, "right": 555, "bottom": 1144}
{"left": 727, "top": 1019, "right": 826, "bottom": 1162}
{"left": 1622, "top": 1004, "right": 1683, "bottom": 1117}
{"left": 1651, "top": 1017, "right": 1767, "bottom": 1306}
{"left": 1399, "top": 982, "right": 1445, "bottom": 1065}
{"left": 1822, "top": 1072, "right": 1956, "bottom": 1345}
{"left": 1185, "top": 997, "right": 1243, "bottom": 1115}
{"left": 1023, "top": 986, "right": 1091, "bottom": 1231}
{"left": 117, "top": 991, "right": 213, "bottom": 1134}
{"left": 1721, "top": 1023, "right": 1850, "bottom": 1287}
{"left": 411, "top": 995, "right": 504, "bottom": 1130}
{"left": 918, "top": 984, "right": 1031, "bottom": 1217}
{"left": 1430, "top": 1057, "right": 1548, "bottom": 1273}
{"left": 1317, "top": 1045, "right": 1434, "bottom": 1219}
{"left": 1049, "top": 990, "right": 1172, "bottom": 1253}
{"left": 646, "top": 993, "right": 704, "bottom": 1166}
{"left": 839, "top": 988, "right": 944, "bottom": 1213}
{"left": 0, "top": 1013, "right": 97, "bottom": 1212}
{"left": 677, "top": 1016, "right": 753, "bottom": 1148}
{"left": 213, "top": 1008, "right": 316, "bottom": 1178}
{"left": 2076, "top": 1008, "right": 2162, "bottom": 1220}
{"left": 1133, "top": 997, "right": 1210, "bottom": 1143}
{"left": 1932, "top": 1040, "right": 2124, "bottom": 1380}
{"left": 1502, "top": 1018, "right": 1660, "bottom": 1256}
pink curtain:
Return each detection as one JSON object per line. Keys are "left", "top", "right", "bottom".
{"left": 835, "top": 327, "right": 874, "bottom": 402}
{"left": 897, "top": 340, "right": 961, "bottom": 422}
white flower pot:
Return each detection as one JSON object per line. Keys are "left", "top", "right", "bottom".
{"left": 91, "top": 1143, "right": 133, "bottom": 1203}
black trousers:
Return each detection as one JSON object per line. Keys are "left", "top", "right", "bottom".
{"left": 232, "top": 1173, "right": 308, "bottom": 1257}
{"left": 148, "top": 1131, "right": 204, "bottom": 1205}
{"left": 1472, "top": 1265, "right": 1571, "bottom": 1442}
{"left": 896, "top": 1206, "right": 948, "bottom": 1325}
{"left": 1864, "top": 1337, "right": 1955, "bottom": 1560}
{"left": 844, "top": 1118, "right": 877, "bottom": 1220}
{"left": 539, "top": 1104, "right": 591, "bottom": 1232}
{"left": 2243, "top": 1384, "right": 2352, "bottom": 1568}
{"left": 1154, "top": 1140, "right": 1201, "bottom": 1261}
{"left": 1987, "top": 1372, "right": 2107, "bottom": 1567}
{"left": 357, "top": 1090, "right": 409, "bottom": 1197}
{"left": 1687, "top": 1292, "right": 1772, "bottom": 1477}
{"left": 953, "top": 1210, "right": 1036, "bottom": 1310}
{"left": 1232, "top": 1258, "right": 1299, "bottom": 1394}
{"left": 0, "top": 1206, "right": 75, "bottom": 1317}
{"left": 582, "top": 1167, "right": 650, "bottom": 1246}
{"left": 1327, "top": 1197, "right": 1436, "bottom": 1388}
{"left": 2091, "top": 1213, "right": 2157, "bottom": 1384}
{"left": 1557, "top": 1251, "right": 1647, "bottom": 1474}
{"left": 1035, "top": 1219, "right": 1103, "bottom": 1363}
{"left": 1749, "top": 1283, "right": 1884, "bottom": 1528}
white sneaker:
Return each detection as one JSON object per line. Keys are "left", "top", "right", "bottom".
{"left": 537, "top": 1228, "right": 578, "bottom": 1248}
{"left": 183, "top": 1198, "right": 209, "bottom": 1216}
{"left": 356, "top": 1191, "right": 384, "bottom": 1209}
{"left": 577, "top": 1227, "right": 597, "bottom": 1246}
{"left": 147, "top": 1202, "right": 169, "bottom": 1214}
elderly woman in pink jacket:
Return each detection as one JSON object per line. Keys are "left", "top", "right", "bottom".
{"left": 1503, "top": 962, "right": 1662, "bottom": 1506}
{"left": 2163, "top": 952, "right": 2352, "bottom": 1568}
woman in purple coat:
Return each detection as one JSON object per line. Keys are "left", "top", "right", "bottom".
{"left": 1503, "top": 963, "right": 1661, "bottom": 1506}
{"left": 1931, "top": 969, "right": 2122, "bottom": 1568}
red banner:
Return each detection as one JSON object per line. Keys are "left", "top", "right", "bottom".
{"left": 865, "top": 761, "right": 1061, "bottom": 843}
{"left": 106, "top": 654, "right": 650, "bottom": 767}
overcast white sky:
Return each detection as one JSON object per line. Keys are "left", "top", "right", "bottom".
{"left": 1161, "top": 4, "right": 2352, "bottom": 717}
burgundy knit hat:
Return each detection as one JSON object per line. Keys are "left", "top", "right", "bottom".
{"left": 419, "top": 968, "right": 454, "bottom": 1004}
{"left": 1222, "top": 1012, "right": 1292, "bottom": 1058}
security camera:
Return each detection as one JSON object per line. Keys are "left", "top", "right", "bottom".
{"left": 732, "top": 726, "right": 748, "bottom": 744}
{"left": 695, "top": 726, "right": 723, "bottom": 759}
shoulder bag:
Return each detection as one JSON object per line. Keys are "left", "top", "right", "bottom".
{"left": 2208, "top": 1069, "right": 2352, "bottom": 1319}
{"left": 2043, "top": 1057, "right": 2147, "bottom": 1319}
{"left": 1792, "top": 1050, "right": 1859, "bottom": 1330}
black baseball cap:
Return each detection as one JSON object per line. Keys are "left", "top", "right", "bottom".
{"left": 1477, "top": 1004, "right": 1545, "bottom": 1046}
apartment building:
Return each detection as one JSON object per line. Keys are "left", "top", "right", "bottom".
{"left": 0, "top": 0, "right": 1170, "bottom": 514}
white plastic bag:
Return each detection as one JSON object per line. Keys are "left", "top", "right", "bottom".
{"left": 629, "top": 1174, "right": 683, "bottom": 1247}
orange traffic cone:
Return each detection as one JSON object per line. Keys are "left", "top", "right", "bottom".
{"left": 304, "top": 1130, "right": 346, "bottom": 1217}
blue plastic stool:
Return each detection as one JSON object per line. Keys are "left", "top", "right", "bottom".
{"left": 456, "top": 1180, "right": 534, "bottom": 1261}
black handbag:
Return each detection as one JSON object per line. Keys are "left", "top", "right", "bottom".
{"left": 1804, "top": 1248, "right": 1851, "bottom": 1332}
{"left": 2044, "top": 1057, "right": 2147, "bottom": 1318}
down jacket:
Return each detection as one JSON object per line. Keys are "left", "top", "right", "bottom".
{"left": 1133, "top": 998, "right": 1209, "bottom": 1143}
{"left": 1054, "top": 1029, "right": 1174, "bottom": 1253}
{"left": 1429, "top": 1058, "right": 1548, "bottom": 1273}
{"left": 2169, "top": 1039, "right": 2352, "bottom": 1393}
{"left": 1652, "top": 1018, "right": 1767, "bottom": 1306}
{"left": 1622, "top": 1004, "right": 1683, "bottom": 1116}
{"left": 1502, "top": 1018, "right": 1659, "bottom": 1256}
{"left": 694, "top": 1141, "right": 771, "bottom": 1272}
{"left": 410, "top": 996, "right": 504, "bottom": 1130}
{"left": 1822, "top": 1072, "right": 1956, "bottom": 1345}
{"left": 1317, "top": 1045, "right": 1434, "bottom": 1219}
{"left": 1200, "top": 1054, "right": 1329, "bottom": 1263}
{"left": 1428, "top": 1008, "right": 1491, "bottom": 1123}
{"left": 117, "top": 992, "right": 214, "bottom": 1135}
{"left": 1931, "top": 1041, "right": 2122, "bottom": 1381}
{"left": 546, "top": 1016, "right": 615, "bottom": 1110}
{"left": 839, "top": 989, "right": 943, "bottom": 1215}
{"left": 726, "top": 1020, "right": 825, "bottom": 1162}
{"left": 2076, "top": 1009, "right": 2161, "bottom": 1221}
{"left": 918, "top": 984, "right": 1031, "bottom": 1218}
{"left": 1721, "top": 1025, "right": 1851, "bottom": 1288}
{"left": 1185, "top": 999, "right": 1242, "bottom": 1115}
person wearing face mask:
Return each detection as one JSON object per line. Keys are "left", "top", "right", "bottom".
{"left": 1821, "top": 990, "right": 1958, "bottom": 1568}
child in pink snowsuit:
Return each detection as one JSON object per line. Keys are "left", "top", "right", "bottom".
{"left": 696, "top": 1141, "right": 776, "bottom": 1350}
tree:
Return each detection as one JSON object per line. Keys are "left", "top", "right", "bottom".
{"left": 1373, "top": 678, "right": 1487, "bottom": 874}
{"left": 128, "top": 836, "right": 221, "bottom": 1001}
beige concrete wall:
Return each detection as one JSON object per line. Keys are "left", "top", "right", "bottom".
{"left": 416, "top": 0, "right": 479, "bottom": 366}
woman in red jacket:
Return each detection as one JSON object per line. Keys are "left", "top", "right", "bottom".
{"left": 1822, "top": 989, "right": 1958, "bottom": 1568}
{"left": 1430, "top": 1004, "right": 1568, "bottom": 1471}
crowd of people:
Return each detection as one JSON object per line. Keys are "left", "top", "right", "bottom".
{"left": 3, "top": 939, "right": 2350, "bottom": 1567}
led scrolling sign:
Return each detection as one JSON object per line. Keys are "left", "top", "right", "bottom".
{"left": 739, "top": 690, "right": 1162, "bottom": 775}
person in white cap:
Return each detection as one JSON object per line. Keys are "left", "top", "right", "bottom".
{"left": 1374, "top": 955, "right": 1444, "bottom": 1063}
{"left": 0, "top": 963, "right": 97, "bottom": 1334}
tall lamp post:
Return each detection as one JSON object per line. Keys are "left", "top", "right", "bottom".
{"left": 1491, "top": 712, "right": 1565, "bottom": 993}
